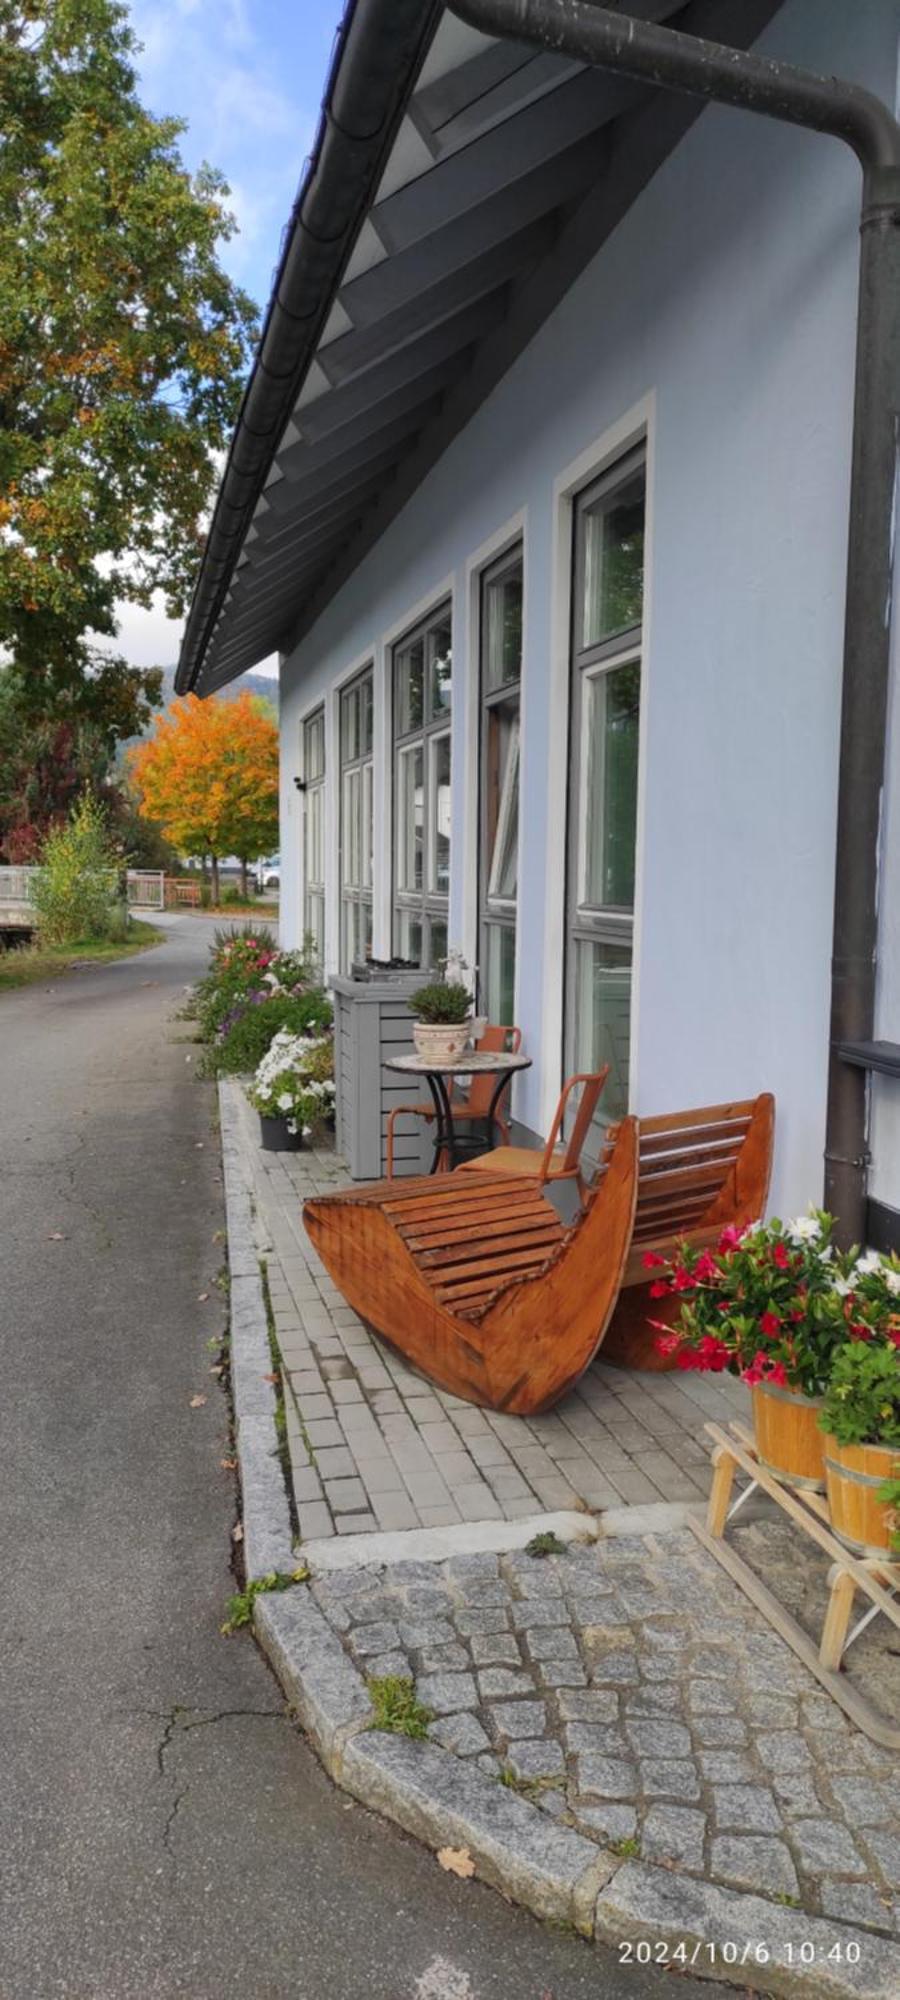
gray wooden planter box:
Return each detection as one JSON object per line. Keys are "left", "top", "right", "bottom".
{"left": 332, "top": 973, "right": 432, "bottom": 1180}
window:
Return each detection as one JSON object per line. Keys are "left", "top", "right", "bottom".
{"left": 339, "top": 667, "right": 373, "bottom": 970}
{"left": 393, "top": 602, "right": 452, "bottom": 966}
{"left": 566, "top": 448, "right": 644, "bottom": 1121}
{"left": 479, "top": 548, "right": 522, "bottom": 1024}
{"left": 302, "top": 707, "right": 326, "bottom": 962}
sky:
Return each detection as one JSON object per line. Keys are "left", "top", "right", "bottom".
{"left": 114, "top": 0, "right": 346, "bottom": 678}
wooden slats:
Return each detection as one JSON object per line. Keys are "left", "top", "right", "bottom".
{"left": 418, "top": 1222, "right": 563, "bottom": 1272}
{"left": 638, "top": 1099, "right": 757, "bottom": 1137}
{"left": 638, "top": 1121, "right": 749, "bottom": 1160}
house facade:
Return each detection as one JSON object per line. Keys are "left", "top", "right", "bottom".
{"left": 178, "top": 0, "right": 900, "bottom": 1234}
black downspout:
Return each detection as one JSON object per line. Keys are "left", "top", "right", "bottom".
{"left": 452, "top": 0, "right": 900, "bottom": 1246}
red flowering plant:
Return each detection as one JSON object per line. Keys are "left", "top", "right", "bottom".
{"left": 648, "top": 1210, "right": 851, "bottom": 1397}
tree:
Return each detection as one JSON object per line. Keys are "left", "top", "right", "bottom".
{"left": 129, "top": 693, "right": 279, "bottom": 900}
{"left": 0, "top": 0, "right": 257, "bottom": 726}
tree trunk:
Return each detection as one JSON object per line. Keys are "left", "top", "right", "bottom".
{"left": 210, "top": 853, "right": 220, "bottom": 905}
{"left": 240, "top": 856, "right": 248, "bottom": 901}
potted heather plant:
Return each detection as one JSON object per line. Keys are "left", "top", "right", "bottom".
{"left": 407, "top": 978, "right": 473, "bottom": 1062}
{"left": 649, "top": 1211, "right": 848, "bottom": 1488}
{"left": 247, "top": 1027, "right": 335, "bottom": 1150}
{"left": 819, "top": 1256, "right": 900, "bottom": 1554}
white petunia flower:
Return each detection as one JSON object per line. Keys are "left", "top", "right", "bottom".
{"left": 884, "top": 1268, "right": 900, "bottom": 1296}
{"left": 278, "top": 1092, "right": 293, "bottom": 1112}
{"left": 787, "top": 1215, "right": 822, "bottom": 1244}
{"left": 854, "top": 1249, "right": 882, "bottom": 1276}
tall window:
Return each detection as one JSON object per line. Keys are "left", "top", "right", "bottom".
{"left": 339, "top": 666, "right": 374, "bottom": 970}
{"left": 302, "top": 706, "right": 326, "bottom": 962}
{"left": 566, "top": 448, "right": 644, "bottom": 1119}
{"left": 479, "top": 547, "right": 522, "bottom": 1024}
{"left": 393, "top": 601, "right": 452, "bottom": 966}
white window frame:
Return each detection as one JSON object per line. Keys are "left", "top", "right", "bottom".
{"left": 338, "top": 661, "right": 374, "bottom": 971}
{"left": 300, "top": 703, "right": 326, "bottom": 966}
{"left": 391, "top": 596, "right": 453, "bottom": 967}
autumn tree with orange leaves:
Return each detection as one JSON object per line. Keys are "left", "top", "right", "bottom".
{"left": 129, "top": 694, "right": 278, "bottom": 902}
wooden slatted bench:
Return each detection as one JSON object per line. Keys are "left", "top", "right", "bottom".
{"left": 602, "top": 1093, "right": 775, "bottom": 1369}
{"left": 303, "top": 1119, "right": 638, "bottom": 1415}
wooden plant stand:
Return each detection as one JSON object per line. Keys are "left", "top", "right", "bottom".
{"left": 690, "top": 1420, "right": 900, "bottom": 1748}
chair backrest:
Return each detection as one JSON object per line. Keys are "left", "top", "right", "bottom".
{"left": 630, "top": 1095, "right": 774, "bottom": 1244}
{"left": 539, "top": 1068, "right": 610, "bottom": 1184}
{"left": 457, "top": 1023, "right": 522, "bottom": 1116}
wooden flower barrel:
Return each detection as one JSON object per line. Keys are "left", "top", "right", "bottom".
{"left": 823, "top": 1437, "right": 898, "bottom": 1556}
{"left": 751, "top": 1380, "right": 826, "bottom": 1490}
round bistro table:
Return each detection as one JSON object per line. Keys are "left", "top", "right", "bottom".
{"left": 385, "top": 1050, "right": 532, "bottom": 1174}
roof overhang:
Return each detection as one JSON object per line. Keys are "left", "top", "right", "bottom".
{"left": 177, "top": 0, "right": 784, "bottom": 696}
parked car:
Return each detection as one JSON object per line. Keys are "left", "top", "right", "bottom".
{"left": 255, "top": 854, "right": 280, "bottom": 893}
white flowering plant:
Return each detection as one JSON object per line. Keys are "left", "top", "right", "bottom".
{"left": 247, "top": 1028, "right": 335, "bottom": 1137}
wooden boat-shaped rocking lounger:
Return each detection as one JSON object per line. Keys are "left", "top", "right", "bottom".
{"left": 302, "top": 1093, "right": 774, "bottom": 1416}
{"left": 304, "top": 1118, "right": 638, "bottom": 1417}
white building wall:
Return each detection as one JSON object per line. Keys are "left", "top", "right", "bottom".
{"left": 278, "top": 0, "right": 900, "bottom": 1219}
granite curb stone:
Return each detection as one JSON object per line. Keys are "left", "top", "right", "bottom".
{"left": 595, "top": 1865, "right": 900, "bottom": 1998}
{"left": 218, "top": 1079, "right": 294, "bottom": 1580}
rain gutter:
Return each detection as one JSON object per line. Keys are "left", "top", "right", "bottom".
{"left": 452, "top": 0, "right": 900, "bottom": 1245}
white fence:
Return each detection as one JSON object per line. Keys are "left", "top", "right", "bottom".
{"left": 0, "top": 866, "right": 164, "bottom": 912}
{"left": 0, "top": 865, "right": 37, "bottom": 904}
{"left": 126, "top": 870, "right": 165, "bottom": 911}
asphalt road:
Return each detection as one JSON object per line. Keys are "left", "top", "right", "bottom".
{"left": 0, "top": 915, "right": 715, "bottom": 2000}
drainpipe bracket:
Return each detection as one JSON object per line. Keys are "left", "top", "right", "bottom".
{"left": 860, "top": 164, "right": 900, "bottom": 228}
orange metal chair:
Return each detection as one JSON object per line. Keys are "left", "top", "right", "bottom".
{"left": 386, "top": 1024, "right": 522, "bottom": 1178}
{"left": 454, "top": 1067, "right": 609, "bottom": 1199}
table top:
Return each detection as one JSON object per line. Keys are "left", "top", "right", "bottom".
{"left": 386, "top": 1051, "right": 532, "bottom": 1078}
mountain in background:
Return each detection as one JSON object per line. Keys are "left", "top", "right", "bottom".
{"left": 156, "top": 665, "right": 279, "bottom": 714}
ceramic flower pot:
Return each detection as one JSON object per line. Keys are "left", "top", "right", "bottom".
{"left": 259, "top": 1113, "right": 306, "bottom": 1152}
{"left": 823, "top": 1435, "right": 898, "bottom": 1556}
{"left": 412, "top": 1021, "right": 470, "bottom": 1062}
{"left": 751, "top": 1379, "right": 826, "bottom": 1490}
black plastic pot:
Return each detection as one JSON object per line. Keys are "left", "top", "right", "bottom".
{"left": 258, "top": 1114, "right": 306, "bottom": 1152}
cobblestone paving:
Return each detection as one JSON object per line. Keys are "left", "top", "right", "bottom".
{"left": 311, "top": 1536, "right": 900, "bottom": 1938}
{"left": 231, "top": 1088, "right": 748, "bottom": 1538}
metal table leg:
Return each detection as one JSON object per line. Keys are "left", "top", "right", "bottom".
{"left": 424, "top": 1071, "right": 456, "bottom": 1173}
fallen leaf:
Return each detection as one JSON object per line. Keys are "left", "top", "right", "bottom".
{"left": 436, "top": 1847, "right": 475, "bottom": 1878}
{"left": 232, "top": 1522, "right": 244, "bottom": 1543}
{"left": 263, "top": 1372, "right": 279, "bottom": 1384}
{"left": 220, "top": 1458, "right": 237, "bottom": 1471}
{"left": 189, "top": 1394, "right": 207, "bottom": 1408}
{"left": 195, "top": 1142, "right": 204, "bottom": 1149}
{"left": 47, "top": 1231, "right": 66, "bottom": 1241}
{"left": 209, "top": 1364, "right": 224, "bottom": 1376}
{"left": 197, "top": 1292, "right": 209, "bottom": 1301}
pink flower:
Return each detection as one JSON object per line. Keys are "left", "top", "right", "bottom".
{"left": 692, "top": 1251, "right": 719, "bottom": 1284}
{"left": 649, "top": 1280, "right": 670, "bottom": 1300}
{"left": 772, "top": 1243, "right": 791, "bottom": 1271}
{"left": 642, "top": 1251, "right": 666, "bottom": 1270}
{"left": 717, "top": 1224, "right": 746, "bottom": 1253}
{"left": 759, "top": 1310, "right": 781, "bottom": 1339}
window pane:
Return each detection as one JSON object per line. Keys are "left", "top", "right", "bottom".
{"left": 428, "top": 614, "right": 452, "bottom": 719}
{"left": 397, "top": 744, "right": 424, "bottom": 892}
{"left": 341, "top": 684, "right": 358, "bottom": 762}
{"left": 304, "top": 710, "right": 325, "bottom": 781}
{"left": 396, "top": 908, "right": 423, "bottom": 965}
{"left": 485, "top": 564, "right": 522, "bottom": 690}
{"left": 430, "top": 732, "right": 451, "bottom": 894}
{"left": 306, "top": 889, "right": 325, "bottom": 960}
{"left": 342, "top": 769, "right": 360, "bottom": 888}
{"left": 395, "top": 638, "right": 424, "bottom": 734}
{"left": 573, "top": 937, "right": 631, "bottom": 1120}
{"left": 483, "top": 922, "right": 516, "bottom": 1025}
{"left": 583, "top": 661, "right": 640, "bottom": 910}
{"left": 581, "top": 471, "right": 644, "bottom": 648}
{"left": 428, "top": 917, "right": 447, "bottom": 968}
{"left": 307, "top": 787, "right": 323, "bottom": 888}
{"left": 362, "top": 763, "right": 373, "bottom": 889}
{"left": 486, "top": 705, "right": 519, "bottom": 902}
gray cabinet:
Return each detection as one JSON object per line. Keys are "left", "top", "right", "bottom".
{"left": 332, "top": 973, "right": 431, "bottom": 1180}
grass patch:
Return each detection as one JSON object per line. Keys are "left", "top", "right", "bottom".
{"left": 221, "top": 1567, "right": 308, "bottom": 1635}
{"left": 497, "top": 1765, "right": 561, "bottom": 1800}
{"left": 258, "top": 1257, "right": 301, "bottom": 1539}
{"left": 524, "top": 1531, "right": 567, "bottom": 1559}
{"left": 0, "top": 918, "right": 164, "bottom": 992}
{"left": 368, "top": 1675, "right": 432, "bottom": 1739}
{"left": 608, "top": 1835, "right": 640, "bottom": 1859}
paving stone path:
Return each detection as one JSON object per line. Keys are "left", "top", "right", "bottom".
{"left": 311, "top": 1538, "right": 900, "bottom": 1941}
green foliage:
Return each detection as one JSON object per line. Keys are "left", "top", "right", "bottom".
{"left": 30, "top": 791, "right": 122, "bottom": 944}
{"left": 0, "top": 0, "right": 257, "bottom": 716}
{"left": 608, "top": 1836, "right": 641, "bottom": 1858}
{"left": 221, "top": 1567, "right": 309, "bottom": 1635}
{"left": 525, "top": 1532, "right": 567, "bottom": 1558}
{"left": 367, "top": 1675, "right": 432, "bottom": 1739}
{"left": 876, "top": 1476, "right": 900, "bottom": 1551}
{"left": 408, "top": 979, "right": 472, "bottom": 1024}
{"left": 820, "top": 1340, "right": 900, "bottom": 1448}
{"left": 0, "top": 917, "right": 161, "bottom": 990}
{"left": 204, "top": 991, "right": 333, "bottom": 1078}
